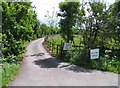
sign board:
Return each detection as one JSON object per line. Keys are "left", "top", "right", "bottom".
{"left": 90, "top": 49, "right": 99, "bottom": 59}
{"left": 63, "top": 43, "right": 72, "bottom": 50}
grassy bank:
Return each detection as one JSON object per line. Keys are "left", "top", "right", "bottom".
{"left": 2, "top": 63, "right": 20, "bottom": 87}
{"left": 0, "top": 66, "right": 2, "bottom": 88}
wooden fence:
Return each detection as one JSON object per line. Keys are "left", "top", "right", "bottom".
{"left": 44, "top": 36, "right": 83, "bottom": 57}
{"left": 44, "top": 36, "right": 120, "bottom": 58}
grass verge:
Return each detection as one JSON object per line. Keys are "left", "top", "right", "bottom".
{"left": 2, "top": 63, "right": 20, "bottom": 87}
{"left": 0, "top": 66, "right": 2, "bottom": 88}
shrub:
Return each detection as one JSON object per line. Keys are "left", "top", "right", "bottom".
{"left": 64, "top": 48, "right": 120, "bottom": 73}
{"left": 65, "top": 48, "right": 90, "bottom": 67}
{"left": 91, "top": 56, "right": 120, "bottom": 73}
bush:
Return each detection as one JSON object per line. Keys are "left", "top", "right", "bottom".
{"left": 2, "top": 55, "right": 19, "bottom": 64}
{"left": 65, "top": 48, "right": 90, "bottom": 67}
{"left": 91, "top": 56, "right": 120, "bottom": 73}
{"left": 1, "top": 2, "right": 42, "bottom": 87}
{"left": 64, "top": 48, "right": 120, "bottom": 73}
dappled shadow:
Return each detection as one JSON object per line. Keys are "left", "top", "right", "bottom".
{"left": 33, "top": 57, "right": 61, "bottom": 68}
{"left": 64, "top": 65, "right": 94, "bottom": 73}
{"left": 25, "top": 53, "right": 45, "bottom": 57}
{"left": 33, "top": 57, "right": 94, "bottom": 73}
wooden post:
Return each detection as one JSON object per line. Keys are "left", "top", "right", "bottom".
{"left": 52, "top": 42, "right": 53, "bottom": 52}
{"left": 50, "top": 42, "right": 52, "bottom": 50}
{"left": 60, "top": 44, "right": 64, "bottom": 58}
{"left": 57, "top": 45, "right": 58, "bottom": 54}
{"left": 55, "top": 44, "right": 57, "bottom": 54}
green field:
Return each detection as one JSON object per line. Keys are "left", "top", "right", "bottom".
{"left": 45, "top": 35, "right": 84, "bottom": 55}
{"left": 47, "top": 35, "right": 83, "bottom": 46}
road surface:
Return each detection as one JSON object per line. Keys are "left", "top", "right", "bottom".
{"left": 9, "top": 38, "right": 118, "bottom": 86}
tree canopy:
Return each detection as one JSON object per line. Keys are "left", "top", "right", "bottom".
{"left": 2, "top": 2, "right": 41, "bottom": 62}
{"left": 58, "top": 0, "right": 80, "bottom": 42}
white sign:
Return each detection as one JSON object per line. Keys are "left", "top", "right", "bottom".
{"left": 63, "top": 43, "right": 72, "bottom": 50}
{"left": 90, "top": 49, "right": 99, "bottom": 59}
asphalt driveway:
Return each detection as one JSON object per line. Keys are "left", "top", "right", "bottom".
{"left": 8, "top": 38, "right": 118, "bottom": 86}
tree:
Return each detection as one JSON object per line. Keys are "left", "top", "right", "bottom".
{"left": 58, "top": 0, "right": 80, "bottom": 43}
{"left": 40, "top": 23, "right": 49, "bottom": 36}
{"left": 109, "top": 1, "right": 120, "bottom": 44}
{"left": 2, "top": 2, "right": 41, "bottom": 61}
{"left": 77, "top": 1, "right": 107, "bottom": 49}
{"left": 45, "top": 7, "right": 59, "bottom": 35}
{"left": 76, "top": 1, "right": 120, "bottom": 57}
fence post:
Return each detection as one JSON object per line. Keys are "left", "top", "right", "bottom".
{"left": 52, "top": 42, "right": 53, "bottom": 52}
{"left": 50, "top": 42, "right": 52, "bottom": 50}
{"left": 57, "top": 45, "right": 58, "bottom": 54}
{"left": 60, "top": 41, "right": 64, "bottom": 58}
{"left": 79, "top": 46, "right": 80, "bottom": 50}
{"left": 55, "top": 44, "right": 57, "bottom": 54}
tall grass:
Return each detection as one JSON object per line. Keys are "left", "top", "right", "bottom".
{"left": 65, "top": 49, "right": 120, "bottom": 74}
{"left": 48, "top": 35, "right": 64, "bottom": 45}
{"left": 2, "top": 63, "right": 20, "bottom": 87}
{"left": 47, "top": 35, "right": 83, "bottom": 46}
{"left": 0, "top": 66, "right": 2, "bottom": 88}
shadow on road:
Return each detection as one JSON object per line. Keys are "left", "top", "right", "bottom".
{"left": 33, "top": 57, "right": 94, "bottom": 73}
{"left": 25, "top": 53, "right": 45, "bottom": 57}
{"left": 34, "top": 57, "right": 60, "bottom": 68}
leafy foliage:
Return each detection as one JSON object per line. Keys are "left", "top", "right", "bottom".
{"left": 45, "top": 0, "right": 120, "bottom": 74}
{"left": 2, "top": 63, "right": 19, "bottom": 87}
{"left": 64, "top": 48, "right": 120, "bottom": 73}
{"left": 1, "top": 2, "right": 42, "bottom": 86}
{"left": 2, "top": 2, "right": 41, "bottom": 62}
{"left": 58, "top": 0, "right": 80, "bottom": 42}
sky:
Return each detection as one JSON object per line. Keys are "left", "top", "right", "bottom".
{"left": 31, "top": 0, "right": 115, "bottom": 24}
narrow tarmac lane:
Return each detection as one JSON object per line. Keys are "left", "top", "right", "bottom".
{"left": 9, "top": 38, "right": 118, "bottom": 86}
